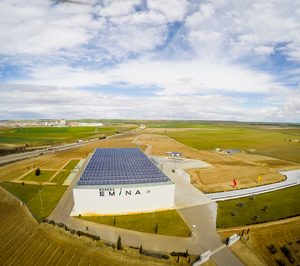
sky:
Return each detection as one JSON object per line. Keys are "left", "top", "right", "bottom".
{"left": 0, "top": 0, "right": 300, "bottom": 122}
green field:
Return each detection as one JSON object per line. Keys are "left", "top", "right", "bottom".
{"left": 51, "top": 171, "right": 70, "bottom": 184}
{"left": 217, "top": 185, "right": 300, "bottom": 228}
{"left": 144, "top": 121, "right": 218, "bottom": 128}
{"left": 51, "top": 160, "right": 80, "bottom": 184}
{"left": 81, "top": 210, "right": 191, "bottom": 237}
{"left": 0, "top": 126, "right": 124, "bottom": 146}
{"left": 63, "top": 159, "right": 80, "bottom": 170}
{"left": 22, "top": 170, "right": 56, "bottom": 182}
{"left": 0, "top": 182, "right": 66, "bottom": 222}
{"left": 163, "top": 126, "right": 300, "bottom": 163}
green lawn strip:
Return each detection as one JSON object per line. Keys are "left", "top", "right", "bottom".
{"left": 80, "top": 210, "right": 191, "bottom": 237}
{"left": 63, "top": 159, "right": 80, "bottom": 170}
{"left": 51, "top": 170, "right": 71, "bottom": 184}
{"left": 22, "top": 170, "right": 56, "bottom": 182}
{"left": 217, "top": 185, "right": 300, "bottom": 228}
{"left": 0, "top": 181, "right": 67, "bottom": 222}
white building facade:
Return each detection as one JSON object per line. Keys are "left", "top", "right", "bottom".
{"left": 72, "top": 182, "right": 175, "bottom": 215}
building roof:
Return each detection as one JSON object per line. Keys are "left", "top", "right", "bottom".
{"left": 77, "top": 148, "right": 170, "bottom": 186}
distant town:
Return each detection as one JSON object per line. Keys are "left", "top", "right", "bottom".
{"left": 0, "top": 120, "right": 103, "bottom": 128}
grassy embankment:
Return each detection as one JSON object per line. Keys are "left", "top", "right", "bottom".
{"left": 217, "top": 185, "right": 300, "bottom": 228}
{"left": 0, "top": 187, "right": 195, "bottom": 266}
{"left": 81, "top": 210, "right": 192, "bottom": 237}
{"left": 0, "top": 182, "right": 66, "bottom": 222}
{"left": 2, "top": 160, "right": 81, "bottom": 221}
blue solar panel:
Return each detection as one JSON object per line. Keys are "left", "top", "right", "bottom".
{"left": 77, "top": 148, "right": 170, "bottom": 186}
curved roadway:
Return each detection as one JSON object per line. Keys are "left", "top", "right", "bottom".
{"left": 206, "top": 170, "right": 300, "bottom": 201}
{"left": 49, "top": 154, "right": 242, "bottom": 266}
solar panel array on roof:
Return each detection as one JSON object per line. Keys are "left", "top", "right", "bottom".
{"left": 77, "top": 148, "right": 170, "bottom": 186}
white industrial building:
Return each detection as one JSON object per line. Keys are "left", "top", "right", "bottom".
{"left": 72, "top": 148, "right": 175, "bottom": 215}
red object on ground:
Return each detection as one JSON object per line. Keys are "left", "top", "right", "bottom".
{"left": 233, "top": 178, "right": 237, "bottom": 187}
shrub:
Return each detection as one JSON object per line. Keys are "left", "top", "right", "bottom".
{"left": 141, "top": 250, "right": 169, "bottom": 260}
{"left": 250, "top": 215, "right": 260, "bottom": 221}
{"left": 275, "top": 259, "right": 286, "bottom": 266}
{"left": 236, "top": 202, "right": 245, "bottom": 208}
{"left": 56, "top": 222, "right": 65, "bottom": 228}
{"left": 267, "top": 244, "right": 278, "bottom": 254}
{"left": 280, "top": 245, "right": 295, "bottom": 263}
{"left": 154, "top": 224, "right": 158, "bottom": 234}
{"left": 117, "top": 236, "right": 122, "bottom": 250}
{"left": 171, "top": 251, "right": 189, "bottom": 258}
{"left": 35, "top": 168, "right": 41, "bottom": 176}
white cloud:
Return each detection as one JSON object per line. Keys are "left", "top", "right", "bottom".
{"left": 185, "top": 0, "right": 300, "bottom": 61}
{"left": 0, "top": 0, "right": 299, "bottom": 122}
{"left": 17, "top": 58, "right": 278, "bottom": 95}
{"left": 147, "top": 0, "right": 188, "bottom": 22}
{"left": 0, "top": 84, "right": 299, "bottom": 122}
{"left": 94, "top": 0, "right": 140, "bottom": 17}
{"left": 0, "top": 0, "right": 94, "bottom": 55}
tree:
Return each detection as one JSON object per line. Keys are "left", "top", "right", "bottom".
{"left": 117, "top": 236, "right": 122, "bottom": 250}
{"left": 139, "top": 245, "right": 143, "bottom": 254}
{"left": 154, "top": 224, "right": 158, "bottom": 234}
{"left": 185, "top": 249, "right": 189, "bottom": 257}
{"left": 35, "top": 168, "right": 41, "bottom": 176}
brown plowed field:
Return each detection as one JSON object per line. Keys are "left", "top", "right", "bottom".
{"left": 135, "top": 133, "right": 297, "bottom": 192}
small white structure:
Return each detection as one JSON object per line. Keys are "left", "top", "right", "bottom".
{"left": 227, "top": 234, "right": 240, "bottom": 246}
{"left": 72, "top": 148, "right": 175, "bottom": 215}
{"left": 192, "top": 250, "right": 211, "bottom": 265}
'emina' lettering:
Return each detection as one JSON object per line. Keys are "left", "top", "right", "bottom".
{"left": 99, "top": 189, "right": 142, "bottom": 197}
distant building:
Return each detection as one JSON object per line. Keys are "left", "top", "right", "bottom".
{"left": 78, "top": 122, "right": 103, "bottom": 127}
{"left": 68, "top": 122, "right": 103, "bottom": 127}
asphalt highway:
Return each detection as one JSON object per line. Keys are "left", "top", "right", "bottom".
{"left": 0, "top": 124, "right": 145, "bottom": 166}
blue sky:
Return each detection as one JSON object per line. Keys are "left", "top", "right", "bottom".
{"left": 0, "top": 0, "right": 299, "bottom": 122}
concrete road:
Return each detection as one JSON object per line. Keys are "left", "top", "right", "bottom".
{"left": 152, "top": 156, "right": 212, "bottom": 208}
{"left": 49, "top": 154, "right": 243, "bottom": 265}
{"left": 178, "top": 205, "right": 243, "bottom": 266}
{"left": 206, "top": 169, "right": 300, "bottom": 201}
